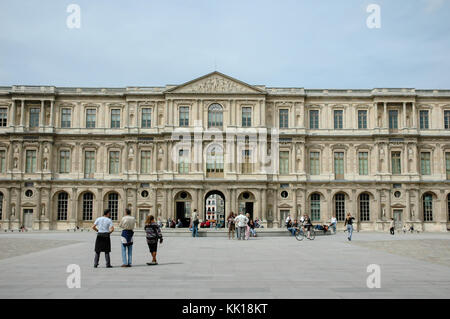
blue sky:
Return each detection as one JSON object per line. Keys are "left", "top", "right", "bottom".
{"left": 0, "top": 0, "right": 449, "bottom": 88}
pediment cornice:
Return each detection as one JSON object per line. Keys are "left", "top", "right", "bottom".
{"left": 165, "top": 72, "right": 265, "bottom": 95}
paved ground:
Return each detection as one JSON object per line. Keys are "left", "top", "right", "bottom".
{"left": 0, "top": 231, "right": 449, "bottom": 299}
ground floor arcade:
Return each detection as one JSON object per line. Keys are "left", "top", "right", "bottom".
{"left": 0, "top": 182, "right": 449, "bottom": 232}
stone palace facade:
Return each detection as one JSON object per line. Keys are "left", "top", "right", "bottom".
{"left": 0, "top": 72, "right": 449, "bottom": 231}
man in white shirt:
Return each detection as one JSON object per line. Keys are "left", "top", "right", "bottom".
{"left": 93, "top": 209, "right": 114, "bottom": 268}
{"left": 234, "top": 212, "right": 249, "bottom": 240}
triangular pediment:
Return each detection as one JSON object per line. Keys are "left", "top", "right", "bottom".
{"left": 165, "top": 72, "right": 265, "bottom": 94}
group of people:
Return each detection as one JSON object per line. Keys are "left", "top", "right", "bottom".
{"left": 189, "top": 209, "right": 261, "bottom": 239}
{"left": 285, "top": 213, "right": 356, "bottom": 241}
{"left": 226, "top": 211, "right": 259, "bottom": 240}
{"left": 92, "top": 208, "right": 163, "bottom": 268}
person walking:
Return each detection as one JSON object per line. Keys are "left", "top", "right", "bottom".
{"left": 144, "top": 215, "right": 163, "bottom": 265}
{"left": 191, "top": 209, "right": 199, "bottom": 238}
{"left": 93, "top": 209, "right": 114, "bottom": 268}
{"left": 119, "top": 208, "right": 136, "bottom": 267}
{"left": 389, "top": 218, "right": 395, "bottom": 235}
{"left": 234, "top": 211, "right": 249, "bottom": 240}
{"left": 344, "top": 213, "right": 355, "bottom": 241}
{"left": 227, "top": 212, "right": 236, "bottom": 240}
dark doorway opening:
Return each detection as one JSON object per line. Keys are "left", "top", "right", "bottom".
{"left": 245, "top": 202, "right": 254, "bottom": 220}
{"left": 176, "top": 202, "right": 190, "bottom": 227}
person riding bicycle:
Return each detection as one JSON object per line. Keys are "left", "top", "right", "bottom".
{"left": 303, "top": 214, "right": 313, "bottom": 240}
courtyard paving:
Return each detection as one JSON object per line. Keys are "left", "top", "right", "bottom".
{"left": 0, "top": 231, "right": 449, "bottom": 299}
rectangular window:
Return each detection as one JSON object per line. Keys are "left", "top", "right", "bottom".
{"left": 140, "top": 151, "right": 151, "bottom": 174}
{"left": 110, "top": 109, "right": 120, "bottom": 128}
{"left": 141, "top": 108, "right": 152, "bottom": 128}
{"left": 420, "top": 152, "right": 431, "bottom": 175}
{"left": 334, "top": 152, "right": 344, "bottom": 179}
{"left": 179, "top": 107, "right": 189, "bottom": 127}
{"left": 86, "top": 109, "right": 96, "bottom": 128}
{"left": 419, "top": 110, "right": 429, "bottom": 130}
{"left": 241, "top": 149, "right": 253, "bottom": 173}
{"left": 358, "top": 152, "right": 369, "bottom": 175}
{"left": 446, "top": 153, "right": 450, "bottom": 180}
{"left": 445, "top": 110, "right": 450, "bottom": 130}
{"left": 178, "top": 149, "right": 190, "bottom": 174}
{"left": 84, "top": 151, "right": 95, "bottom": 177}
{"left": 279, "top": 109, "right": 289, "bottom": 128}
{"left": 29, "top": 108, "right": 40, "bottom": 128}
{"left": 242, "top": 107, "right": 252, "bottom": 127}
{"left": 358, "top": 110, "right": 367, "bottom": 129}
{"left": 309, "top": 110, "right": 319, "bottom": 129}
{"left": 59, "top": 150, "right": 70, "bottom": 173}
{"left": 389, "top": 110, "right": 398, "bottom": 129}
{"left": 25, "top": 150, "right": 37, "bottom": 173}
{"left": 109, "top": 151, "right": 120, "bottom": 174}
{"left": 391, "top": 152, "right": 402, "bottom": 174}
{"left": 0, "top": 108, "right": 7, "bottom": 127}
{"left": 334, "top": 110, "right": 343, "bottom": 129}
{"left": 279, "top": 151, "right": 289, "bottom": 174}
{"left": 61, "top": 108, "right": 71, "bottom": 128}
{"left": 0, "top": 150, "right": 6, "bottom": 173}
{"left": 310, "top": 152, "right": 320, "bottom": 175}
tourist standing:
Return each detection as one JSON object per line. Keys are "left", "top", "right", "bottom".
{"left": 249, "top": 219, "right": 256, "bottom": 237}
{"left": 344, "top": 213, "right": 355, "bottom": 241}
{"left": 389, "top": 218, "right": 395, "bottom": 235}
{"left": 227, "top": 212, "right": 236, "bottom": 240}
{"left": 234, "top": 211, "right": 249, "bottom": 240}
{"left": 93, "top": 209, "right": 114, "bottom": 268}
{"left": 330, "top": 215, "right": 337, "bottom": 233}
{"left": 144, "top": 215, "right": 163, "bottom": 265}
{"left": 191, "top": 209, "right": 199, "bottom": 238}
{"left": 245, "top": 213, "right": 251, "bottom": 240}
{"left": 119, "top": 208, "right": 136, "bottom": 267}
{"left": 303, "top": 214, "right": 313, "bottom": 240}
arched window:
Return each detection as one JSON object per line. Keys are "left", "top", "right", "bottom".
{"left": 359, "top": 193, "right": 370, "bottom": 221}
{"left": 310, "top": 194, "right": 320, "bottom": 221}
{"left": 108, "top": 193, "right": 119, "bottom": 221}
{"left": 206, "top": 146, "right": 224, "bottom": 176}
{"left": 423, "top": 193, "right": 433, "bottom": 222}
{"left": 57, "top": 192, "right": 69, "bottom": 221}
{"left": 0, "top": 192, "right": 3, "bottom": 220}
{"left": 335, "top": 193, "right": 346, "bottom": 221}
{"left": 208, "top": 104, "right": 223, "bottom": 128}
{"left": 82, "top": 192, "right": 94, "bottom": 221}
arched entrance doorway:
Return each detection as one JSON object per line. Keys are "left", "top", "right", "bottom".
{"left": 204, "top": 190, "right": 225, "bottom": 228}
{"left": 238, "top": 191, "right": 255, "bottom": 219}
{"left": 175, "top": 191, "right": 192, "bottom": 227}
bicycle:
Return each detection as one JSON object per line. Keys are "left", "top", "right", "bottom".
{"left": 294, "top": 226, "right": 316, "bottom": 241}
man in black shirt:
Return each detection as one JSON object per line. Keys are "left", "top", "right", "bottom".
{"left": 344, "top": 213, "right": 355, "bottom": 241}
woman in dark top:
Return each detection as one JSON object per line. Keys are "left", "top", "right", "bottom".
{"left": 144, "top": 215, "right": 163, "bottom": 265}
{"left": 227, "top": 212, "right": 236, "bottom": 240}
{"left": 249, "top": 219, "right": 256, "bottom": 238}
{"left": 344, "top": 213, "right": 355, "bottom": 241}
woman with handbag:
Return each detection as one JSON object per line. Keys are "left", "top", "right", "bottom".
{"left": 144, "top": 215, "right": 163, "bottom": 265}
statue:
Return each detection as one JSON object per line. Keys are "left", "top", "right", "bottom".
{"left": 43, "top": 158, "right": 48, "bottom": 170}
{"left": 13, "top": 158, "right": 18, "bottom": 169}
{"left": 129, "top": 147, "right": 134, "bottom": 156}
